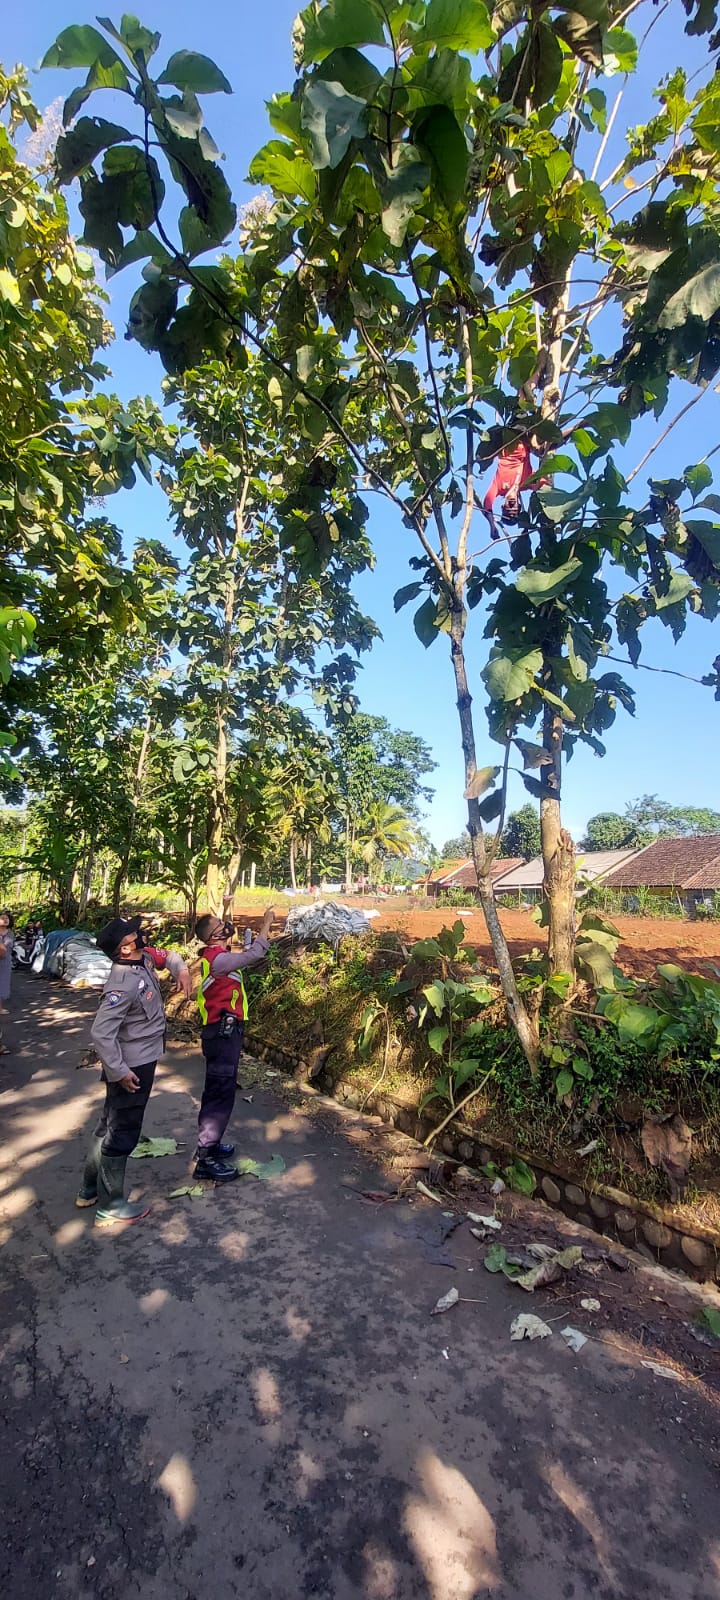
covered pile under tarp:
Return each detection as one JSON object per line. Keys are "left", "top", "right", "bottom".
{"left": 35, "top": 929, "right": 111, "bottom": 988}
{"left": 285, "top": 899, "right": 378, "bottom": 947}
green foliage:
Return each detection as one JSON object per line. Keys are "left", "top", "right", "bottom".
{"left": 500, "top": 804, "right": 541, "bottom": 861}
{"left": 598, "top": 963, "right": 720, "bottom": 1068}
{"left": 44, "top": 5, "right": 720, "bottom": 1043}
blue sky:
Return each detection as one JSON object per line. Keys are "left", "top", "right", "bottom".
{"left": 7, "top": 1, "right": 720, "bottom": 848}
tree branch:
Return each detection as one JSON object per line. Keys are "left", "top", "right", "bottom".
{"left": 626, "top": 388, "right": 709, "bottom": 484}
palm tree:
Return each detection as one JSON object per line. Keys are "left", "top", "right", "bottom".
{"left": 356, "top": 802, "right": 418, "bottom": 882}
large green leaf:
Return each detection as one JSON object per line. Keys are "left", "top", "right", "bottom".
{"left": 394, "top": 581, "right": 423, "bottom": 611}
{"left": 315, "top": 46, "right": 382, "bottom": 100}
{"left": 97, "top": 15, "right": 161, "bottom": 58}
{"left": 423, "top": 980, "right": 447, "bottom": 1017}
{"left": 554, "top": 9, "right": 603, "bottom": 67}
{"left": 55, "top": 117, "right": 133, "bottom": 184}
{"left": 413, "top": 594, "right": 440, "bottom": 646}
{"left": 659, "top": 263, "right": 720, "bottom": 328}
{"left": 382, "top": 146, "right": 430, "bottom": 247}
{"left": 297, "top": 0, "right": 386, "bottom": 64}
{"left": 417, "top": 0, "right": 494, "bottom": 52}
{"left": 576, "top": 939, "right": 618, "bottom": 989}
{"left": 249, "top": 140, "right": 317, "bottom": 203}
{"left": 410, "top": 49, "right": 472, "bottom": 112}
{"left": 516, "top": 557, "right": 584, "bottom": 604}
{"left": 535, "top": 484, "right": 590, "bottom": 524}
{"left": 483, "top": 647, "right": 543, "bottom": 701}
{"left": 42, "top": 24, "right": 124, "bottom": 70}
{"left": 62, "top": 58, "right": 131, "bottom": 127}
{"left": 428, "top": 1024, "right": 450, "bottom": 1054}
{"left": 413, "top": 105, "right": 468, "bottom": 209}
{"left": 693, "top": 94, "right": 720, "bottom": 154}
{"left": 158, "top": 50, "right": 231, "bottom": 94}
{"left": 685, "top": 520, "right": 720, "bottom": 569}
{"left": 301, "top": 79, "right": 368, "bottom": 169}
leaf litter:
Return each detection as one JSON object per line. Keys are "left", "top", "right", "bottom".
{"left": 235, "top": 1154, "right": 286, "bottom": 1180}
{"left": 511, "top": 1314, "right": 552, "bottom": 1341}
{"left": 130, "top": 1136, "right": 178, "bottom": 1159}
{"left": 431, "top": 1287, "right": 460, "bottom": 1316}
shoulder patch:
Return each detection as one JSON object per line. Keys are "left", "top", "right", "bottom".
{"left": 105, "top": 991, "right": 124, "bottom": 1007}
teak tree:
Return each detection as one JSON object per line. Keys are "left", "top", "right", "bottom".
{"left": 45, "top": 3, "right": 720, "bottom": 1065}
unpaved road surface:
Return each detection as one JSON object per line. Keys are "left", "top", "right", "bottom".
{"left": 1, "top": 972, "right": 720, "bottom": 1600}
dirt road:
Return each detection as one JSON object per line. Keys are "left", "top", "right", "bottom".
{"left": 1, "top": 973, "right": 720, "bottom": 1600}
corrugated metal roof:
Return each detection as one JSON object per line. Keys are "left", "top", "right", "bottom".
{"left": 428, "top": 856, "right": 524, "bottom": 888}
{"left": 493, "top": 847, "right": 641, "bottom": 892}
{"left": 604, "top": 835, "right": 720, "bottom": 889}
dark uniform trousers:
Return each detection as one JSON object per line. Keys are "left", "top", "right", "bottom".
{"left": 197, "top": 1019, "right": 244, "bottom": 1152}
{"left": 94, "top": 1060, "right": 158, "bottom": 1157}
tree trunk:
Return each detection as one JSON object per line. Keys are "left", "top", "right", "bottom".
{"left": 289, "top": 838, "right": 297, "bottom": 892}
{"left": 113, "top": 712, "right": 154, "bottom": 915}
{"left": 100, "top": 859, "right": 110, "bottom": 902}
{"left": 77, "top": 849, "right": 94, "bottom": 921}
{"left": 249, "top": 860, "right": 256, "bottom": 890}
{"left": 449, "top": 616, "right": 539, "bottom": 1070}
{"left": 205, "top": 697, "right": 227, "bottom": 916}
{"left": 344, "top": 813, "right": 352, "bottom": 894}
{"left": 538, "top": 286, "right": 575, "bottom": 978}
{"left": 60, "top": 867, "right": 78, "bottom": 926}
{"left": 540, "top": 694, "right": 576, "bottom": 976}
{"left": 306, "top": 835, "right": 312, "bottom": 890}
{"left": 205, "top": 488, "right": 249, "bottom": 915}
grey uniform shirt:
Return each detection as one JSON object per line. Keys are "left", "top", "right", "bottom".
{"left": 91, "top": 949, "right": 188, "bottom": 1082}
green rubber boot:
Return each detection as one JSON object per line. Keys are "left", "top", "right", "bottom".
{"left": 95, "top": 1152, "right": 151, "bottom": 1228}
{"left": 76, "top": 1135, "right": 103, "bottom": 1208}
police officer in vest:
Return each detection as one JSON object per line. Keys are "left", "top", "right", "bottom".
{"left": 194, "top": 906, "right": 275, "bottom": 1182}
{"left": 77, "top": 917, "right": 191, "bottom": 1226}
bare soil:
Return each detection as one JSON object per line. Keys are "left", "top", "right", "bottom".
{"left": 233, "top": 900, "right": 720, "bottom": 980}
{"left": 1, "top": 971, "right": 720, "bottom": 1600}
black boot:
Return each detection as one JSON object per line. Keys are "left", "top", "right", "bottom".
{"left": 215, "top": 1141, "right": 235, "bottom": 1157}
{"left": 76, "top": 1135, "right": 103, "bottom": 1208}
{"left": 95, "top": 1152, "right": 151, "bottom": 1227}
{"left": 194, "top": 1151, "right": 238, "bottom": 1183}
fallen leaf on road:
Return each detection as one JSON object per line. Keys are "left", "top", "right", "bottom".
{"left": 431, "top": 1287, "right": 459, "bottom": 1316}
{"left": 491, "top": 1177, "right": 506, "bottom": 1195}
{"left": 517, "top": 1258, "right": 562, "bottom": 1292}
{"left": 130, "top": 1137, "right": 178, "bottom": 1159}
{"left": 511, "top": 1313, "right": 552, "bottom": 1341}
{"left": 468, "top": 1212, "right": 501, "bottom": 1230}
{"left": 483, "top": 1244, "right": 524, "bottom": 1279}
{"left": 576, "top": 1139, "right": 599, "bottom": 1157}
{"left": 167, "top": 1185, "right": 205, "bottom": 1199}
{"left": 694, "top": 1306, "right": 720, "bottom": 1341}
{"left": 235, "top": 1154, "right": 286, "bottom": 1181}
{"left": 416, "top": 1179, "right": 444, "bottom": 1204}
{"left": 561, "top": 1326, "right": 588, "bottom": 1353}
{"left": 242, "top": 1095, "right": 254, "bottom": 1103}
{"left": 581, "top": 1298, "right": 601, "bottom": 1312}
{"left": 641, "top": 1360, "right": 682, "bottom": 1380}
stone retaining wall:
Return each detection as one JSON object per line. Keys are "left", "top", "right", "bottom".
{"left": 244, "top": 1031, "right": 720, "bottom": 1285}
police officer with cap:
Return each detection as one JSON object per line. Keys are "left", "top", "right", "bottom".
{"left": 76, "top": 916, "right": 191, "bottom": 1226}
